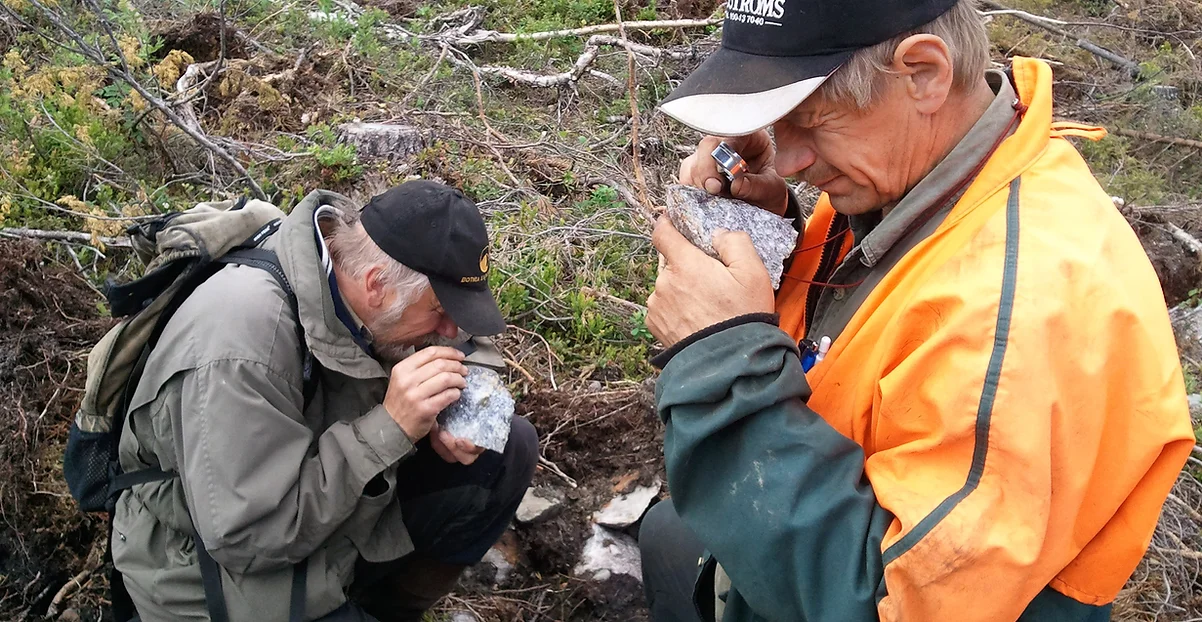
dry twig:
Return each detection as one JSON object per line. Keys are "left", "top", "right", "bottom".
{"left": 980, "top": 1, "right": 1142, "bottom": 76}
{"left": 0, "top": 228, "right": 131, "bottom": 248}
{"left": 1114, "top": 128, "right": 1202, "bottom": 150}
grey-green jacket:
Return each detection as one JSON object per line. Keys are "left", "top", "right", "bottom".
{"left": 112, "top": 190, "right": 481, "bottom": 621}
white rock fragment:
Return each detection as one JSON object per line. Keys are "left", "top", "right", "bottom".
{"left": 307, "top": 11, "right": 346, "bottom": 22}
{"left": 664, "top": 184, "right": 798, "bottom": 289}
{"left": 573, "top": 525, "right": 642, "bottom": 583}
{"left": 438, "top": 366, "right": 514, "bottom": 453}
{"left": 337, "top": 122, "right": 425, "bottom": 160}
{"left": 593, "top": 480, "right": 661, "bottom": 529}
{"left": 478, "top": 547, "right": 515, "bottom": 585}
{"left": 449, "top": 612, "right": 481, "bottom": 622}
{"left": 516, "top": 487, "right": 565, "bottom": 524}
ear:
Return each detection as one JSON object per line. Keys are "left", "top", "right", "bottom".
{"left": 890, "top": 34, "right": 954, "bottom": 115}
{"left": 363, "top": 265, "right": 389, "bottom": 310}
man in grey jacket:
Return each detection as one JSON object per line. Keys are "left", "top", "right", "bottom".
{"left": 111, "top": 181, "right": 537, "bottom": 621}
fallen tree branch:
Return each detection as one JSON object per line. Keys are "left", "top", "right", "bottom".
{"left": 331, "top": 0, "right": 706, "bottom": 89}
{"left": 0, "top": 227, "right": 131, "bottom": 248}
{"left": 1165, "top": 222, "right": 1202, "bottom": 256}
{"left": 979, "top": 1, "right": 1141, "bottom": 76}
{"left": 1114, "top": 128, "right": 1202, "bottom": 150}
{"left": 455, "top": 17, "right": 722, "bottom": 45}
{"left": 538, "top": 456, "right": 579, "bottom": 488}
{"left": 1152, "top": 546, "right": 1202, "bottom": 561}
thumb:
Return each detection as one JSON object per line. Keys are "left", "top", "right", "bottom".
{"left": 712, "top": 229, "right": 765, "bottom": 273}
{"left": 729, "top": 172, "right": 788, "bottom": 214}
{"left": 652, "top": 216, "right": 701, "bottom": 264}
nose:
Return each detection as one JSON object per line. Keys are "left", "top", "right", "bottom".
{"left": 436, "top": 314, "right": 459, "bottom": 339}
{"left": 772, "top": 126, "right": 818, "bottom": 178}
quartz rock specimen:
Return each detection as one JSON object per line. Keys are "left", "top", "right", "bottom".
{"left": 593, "top": 480, "right": 661, "bottom": 529}
{"left": 573, "top": 525, "right": 643, "bottom": 583}
{"left": 438, "top": 366, "right": 513, "bottom": 453}
{"left": 516, "top": 487, "right": 565, "bottom": 524}
{"left": 664, "top": 184, "right": 798, "bottom": 289}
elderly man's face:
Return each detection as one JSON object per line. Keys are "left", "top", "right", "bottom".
{"left": 772, "top": 82, "right": 921, "bottom": 215}
{"left": 368, "top": 287, "right": 460, "bottom": 361}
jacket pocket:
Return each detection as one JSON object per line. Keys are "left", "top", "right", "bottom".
{"left": 341, "top": 470, "right": 414, "bottom": 563}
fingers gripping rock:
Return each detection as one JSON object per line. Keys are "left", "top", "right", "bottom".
{"left": 664, "top": 184, "right": 799, "bottom": 289}
{"left": 437, "top": 366, "right": 514, "bottom": 453}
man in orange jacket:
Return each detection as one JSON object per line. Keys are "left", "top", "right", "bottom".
{"left": 637, "top": 0, "right": 1196, "bottom": 620}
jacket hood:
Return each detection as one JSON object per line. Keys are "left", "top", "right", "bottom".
{"left": 268, "top": 190, "right": 388, "bottom": 381}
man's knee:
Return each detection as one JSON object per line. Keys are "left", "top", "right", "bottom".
{"left": 485, "top": 416, "right": 536, "bottom": 514}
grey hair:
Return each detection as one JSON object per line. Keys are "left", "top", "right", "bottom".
{"left": 816, "top": 0, "right": 990, "bottom": 108}
{"left": 323, "top": 204, "right": 431, "bottom": 315}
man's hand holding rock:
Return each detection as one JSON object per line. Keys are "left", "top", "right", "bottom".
{"left": 383, "top": 346, "right": 468, "bottom": 442}
{"left": 646, "top": 217, "right": 776, "bottom": 348}
{"left": 677, "top": 132, "right": 790, "bottom": 216}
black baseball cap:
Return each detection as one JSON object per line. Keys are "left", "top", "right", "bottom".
{"left": 360, "top": 180, "right": 506, "bottom": 337}
{"left": 659, "top": 0, "right": 958, "bottom": 136}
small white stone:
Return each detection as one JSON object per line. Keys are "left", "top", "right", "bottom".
{"left": 479, "top": 547, "right": 514, "bottom": 585}
{"left": 449, "top": 612, "right": 480, "bottom": 622}
{"left": 516, "top": 487, "right": 564, "bottom": 524}
{"left": 573, "top": 525, "right": 642, "bottom": 583}
{"left": 1111, "top": 196, "right": 1126, "bottom": 209}
{"left": 593, "top": 480, "right": 661, "bottom": 529}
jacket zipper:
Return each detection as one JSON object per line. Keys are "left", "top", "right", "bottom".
{"left": 803, "top": 212, "right": 850, "bottom": 337}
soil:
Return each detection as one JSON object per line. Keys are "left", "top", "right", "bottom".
{"left": 152, "top": 13, "right": 249, "bottom": 62}
{"left": 0, "top": 240, "right": 112, "bottom": 621}
{"left": 451, "top": 387, "right": 666, "bottom": 621}
{"left": 1132, "top": 219, "right": 1202, "bottom": 306}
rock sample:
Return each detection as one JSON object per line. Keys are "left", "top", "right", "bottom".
{"left": 593, "top": 480, "right": 661, "bottom": 529}
{"left": 664, "top": 184, "right": 798, "bottom": 289}
{"left": 573, "top": 525, "right": 643, "bottom": 583}
{"left": 516, "top": 487, "right": 565, "bottom": 524}
{"left": 337, "top": 122, "right": 425, "bottom": 159}
{"left": 438, "top": 366, "right": 513, "bottom": 453}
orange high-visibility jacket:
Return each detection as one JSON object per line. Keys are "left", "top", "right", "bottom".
{"left": 773, "top": 57, "right": 1194, "bottom": 617}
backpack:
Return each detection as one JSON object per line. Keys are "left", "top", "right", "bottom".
{"left": 63, "top": 196, "right": 315, "bottom": 622}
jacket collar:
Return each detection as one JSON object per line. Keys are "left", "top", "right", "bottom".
{"left": 851, "top": 70, "right": 1019, "bottom": 268}
{"left": 941, "top": 56, "right": 1056, "bottom": 228}
{"left": 267, "top": 190, "right": 388, "bottom": 380}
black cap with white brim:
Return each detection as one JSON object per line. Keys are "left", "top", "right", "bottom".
{"left": 659, "top": 0, "right": 960, "bottom": 136}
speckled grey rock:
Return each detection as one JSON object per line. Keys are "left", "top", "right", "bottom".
{"left": 337, "top": 122, "right": 424, "bottom": 159}
{"left": 664, "top": 184, "right": 798, "bottom": 289}
{"left": 438, "top": 366, "right": 514, "bottom": 453}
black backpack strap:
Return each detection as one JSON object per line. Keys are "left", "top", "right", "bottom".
{"left": 289, "top": 558, "right": 309, "bottom": 622}
{"left": 217, "top": 247, "right": 320, "bottom": 410}
{"left": 196, "top": 539, "right": 231, "bottom": 622}
{"left": 110, "top": 467, "right": 177, "bottom": 491}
